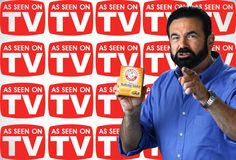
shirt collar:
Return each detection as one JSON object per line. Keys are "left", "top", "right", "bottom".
{"left": 174, "top": 51, "right": 224, "bottom": 83}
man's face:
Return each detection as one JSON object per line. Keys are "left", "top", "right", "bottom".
{"left": 169, "top": 17, "right": 209, "bottom": 69}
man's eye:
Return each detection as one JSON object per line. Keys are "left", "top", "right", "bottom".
{"left": 171, "top": 36, "right": 179, "bottom": 41}
{"left": 187, "top": 34, "right": 197, "bottom": 39}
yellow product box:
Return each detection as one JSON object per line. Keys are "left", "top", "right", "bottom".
{"left": 118, "top": 66, "right": 144, "bottom": 97}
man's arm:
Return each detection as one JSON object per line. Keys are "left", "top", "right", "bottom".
{"left": 113, "top": 85, "right": 146, "bottom": 153}
{"left": 179, "top": 67, "right": 236, "bottom": 141}
{"left": 119, "top": 107, "right": 142, "bottom": 153}
{"left": 207, "top": 98, "right": 236, "bottom": 141}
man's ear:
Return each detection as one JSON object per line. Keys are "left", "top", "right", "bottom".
{"left": 207, "top": 33, "right": 215, "bottom": 51}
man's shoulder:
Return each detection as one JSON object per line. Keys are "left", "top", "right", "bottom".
{"left": 160, "top": 69, "right": 176, "bottom": 79}
{"left": 222, "top": 65, "right": 236, "bottom": 81}
{"left": 216, "top": 65, "right": 236, "bottom": 101}
{"left": 215, "top": 65, "right": 236, "bottom": 94}
{"left": 153, "top": 69, "right": 176, "bottom": 85}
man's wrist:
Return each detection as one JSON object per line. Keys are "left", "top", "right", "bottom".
{"left": 199, "top": 91, "right": 210, "bottom": 105}
{"left": 124, "top": 107, "right": 141, "bottom": 116}
{"left": 202, "top": 90, "right": 218, "bottom": 109}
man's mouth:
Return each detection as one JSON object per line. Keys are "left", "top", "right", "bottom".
{"left": 177, "top": 52, "right": 191, "bottom": 59}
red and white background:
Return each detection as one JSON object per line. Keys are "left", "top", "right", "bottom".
{"left": 0, "top": 0, "right": 235, "bottom": 159}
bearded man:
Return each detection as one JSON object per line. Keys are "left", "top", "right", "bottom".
{"left": 114, "top": 6, "right": 236, "bottom": 160}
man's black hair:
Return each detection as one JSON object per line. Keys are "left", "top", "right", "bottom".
{"left": 167, "top": 6, "right": 212, "bottom": 38}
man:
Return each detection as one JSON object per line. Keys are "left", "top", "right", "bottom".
{"left": 114, "top": 6, "right": 236, "bottom": 160}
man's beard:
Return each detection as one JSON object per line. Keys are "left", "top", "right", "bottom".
{"left": 171, "top": 43, "right": 209, "bottom": 69}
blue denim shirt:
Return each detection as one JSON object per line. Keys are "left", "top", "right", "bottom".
{"left": 118, "top": 52, "right": 236, "bottom": 160}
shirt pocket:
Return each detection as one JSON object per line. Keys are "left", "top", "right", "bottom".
{"left": 192, "top": 114, "right": 221, "bottom": 148}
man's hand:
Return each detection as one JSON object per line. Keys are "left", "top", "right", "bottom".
{"left": 113, "top": 84, "right": 146, "bottom": 115}
{"left": 178, "top": 67, "right": 209, "bottom": 104}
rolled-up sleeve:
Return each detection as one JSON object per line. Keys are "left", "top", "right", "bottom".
{"left": 118, "top": 125, "right": 158, "bottom": 156}
{"left": 118, "top": 127, "right": 155, "bottom": 156}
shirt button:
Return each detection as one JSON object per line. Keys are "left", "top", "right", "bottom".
{"left": 177, "top": 154, "right": 181, "bottom": 158}
{"left": 179, "top": 133, "right": 183, "bottom": 136}
{"left": 182, "top": 112, "right": 186, "bottom": 116}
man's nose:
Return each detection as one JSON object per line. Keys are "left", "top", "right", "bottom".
{"left": 179, "top": 37, "right": 188, "bottom": 48}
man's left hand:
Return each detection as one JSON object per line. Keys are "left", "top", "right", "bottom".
{"left": 178, "top": 67, "right": 209, "bottom": 104}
